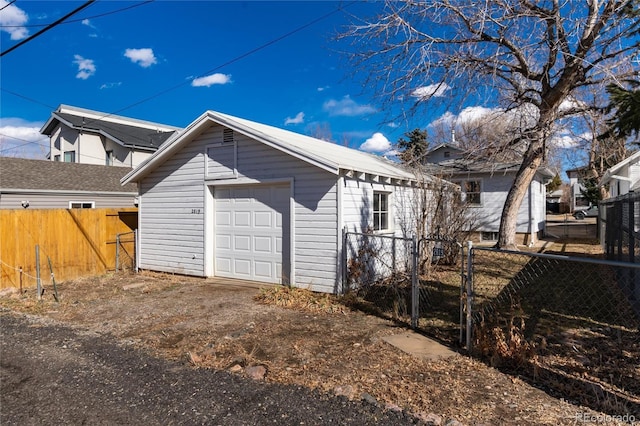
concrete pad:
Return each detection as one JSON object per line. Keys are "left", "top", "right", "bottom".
{"left": 382, "top": 332, "right": 458, "bottom": 361}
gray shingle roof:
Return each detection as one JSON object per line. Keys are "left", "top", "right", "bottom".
{"left": 0, "top": 157, "right": 137, "bottom": 193}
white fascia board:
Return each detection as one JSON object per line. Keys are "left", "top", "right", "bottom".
{"left": 121, "top": 111, "right": 210, "bottom": 185}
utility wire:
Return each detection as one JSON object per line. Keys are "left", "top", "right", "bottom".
{"left": 1, "top": 0, "right": 96, "bottom": 57}
{"left": 2, "top": 1, "right": 356, "bottom": 152}
{"left": 0, "top": 1, "right": 153, "bottom": 28}
{"left": 82, "top": 1, "right": 357, "bottom": 127}
{"left": 0, "top": 0, "right": 17, "bottom": 12}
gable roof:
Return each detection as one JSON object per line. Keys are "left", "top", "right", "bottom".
{"left": 0, "top": 157, "right": 137, "bottom": 193}
{"left": 41, "top": 105, "right": 181, "bottom": 151}
{"left": 424, "top": 149, "right": 555, "bottom": 179}
{"left": 123, "top": 110, "right": 419, "bottom": 184}
{"left": 600, "top": 150, "right": 640, "bottom": 185}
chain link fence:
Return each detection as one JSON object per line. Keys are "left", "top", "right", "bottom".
{"left": 115, "top": 231, "right": 137, "bottom": 273}
{"left": 415, "top": 237, "right": 465, "bottom": 346}
{"left": 343, "top": 231, "right": 415, "bottom": 321}
{"left": 469, "top": 247, "right": 640, "bottom": 414}
{"left": 343, "top": 231, "right": 466, "bottom": 346}
{"left": 343, "top": 230, "right": 640, "bottom": 413}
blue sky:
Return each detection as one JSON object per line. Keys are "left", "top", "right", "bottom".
{"left": 2, "top": 0, "right": 454, "bottom": 159}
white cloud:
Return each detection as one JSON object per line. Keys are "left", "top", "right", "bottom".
{"left": 0, "top": 0, "right": 29, "bottom": 40}
{"left": 284, "top": 112, "right": 304, "bottom": 125}
{"left": 124, "top": 48, "right": 157, "bottom": 68}
{"left": 73, "top": 55, "right": 96, "bottom": 79}
{"left": 550, "top": 131, "right": 590, "bottom": 149}
{"left": 317, "top": 86, "right": 330, "bottom": 92}
{"left": 0, "top": 118, "right": 48, "bottom": 158}
{"left": 429, "top": 106, "right": 500, "bottom": 128}
{"left": 411, "top": 83, "right": 451, "bottom": 100}
{"left": 323, "top": 95, "right": 376, "bottom": 117}
{"left": 100, "top": 82, "right": 122, "bottom": 90}
{"left": 360, "top": 132, "right": 391, "bottom": 153}
{"left": 191, "top": 73, "right": 232, "bottom": 87}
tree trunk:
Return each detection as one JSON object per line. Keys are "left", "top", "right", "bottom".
{"left": 497, "top": 138, "right": 545, "bottom": 250}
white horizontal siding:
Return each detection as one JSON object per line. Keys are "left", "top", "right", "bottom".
{"left": 0, "top": 193, "right": 136, "bottom": 209}
{"left": 138, "top": 123, "right": 339, "bottom": 292}
{"left": 139, "top": 139, "right": 206, "bottom": 276}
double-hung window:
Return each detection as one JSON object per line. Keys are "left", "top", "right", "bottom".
{"left": 464, "top": 180, "right": 481, "bottom": 205}
{"left": 373, "top": 192, "right": 389, "bottom": 231}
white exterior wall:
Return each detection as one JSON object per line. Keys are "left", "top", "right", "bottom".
{"left": 48, "top": 123, "right": 154, "bottom": 168}
{"left": 138, "top": 124, "right": 340, "bottom": 293}
{"left": 77, "top": 133, "right": 106, "bottom": 165}
{"left": 341, "top": 178, "right": 416, "bottom": 238}
{"left": 0, "top": 191, "right": 137, "bottom": 209}
{"left": 468, "top": 172, "right": 533, "bottom": 233}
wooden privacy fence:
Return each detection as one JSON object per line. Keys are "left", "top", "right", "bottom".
{"left": 0, "top": 208, "right": 137, "bottom": 289}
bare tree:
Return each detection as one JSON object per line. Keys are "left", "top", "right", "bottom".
{"left": 341, "top": 0, "right": 639, "bottom": 248}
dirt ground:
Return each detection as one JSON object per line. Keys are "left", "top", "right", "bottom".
{"left": 0, "top": 239, "right": 636, "bottom": 425}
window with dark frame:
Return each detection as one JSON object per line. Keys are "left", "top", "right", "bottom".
{"left": 464, "top": 180, "right": 481, "bottom": 205}
{"left": 69, "top": 202, "right": 94, "bottom": 209}
{"left": 373, "top": 192, "right": 389, "bottom": 231}
{"left": 64, "top": 151, "right": 75, "bottom": 163}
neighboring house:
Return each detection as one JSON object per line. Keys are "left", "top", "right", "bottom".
{"left": 122, "top": 110, "right": 435, "bottom": 293}
{"left": 0, "top": 157, "right": 138, "bottom": 209}
{"left": 41, "top": 104, "right": 181, "bottom": 168}
{"left": 600, "top": 150, "right": 640, "bottom": 197}
{"left": 424, "top": 144, "right": 554, "bottom": 245}
{"left": 566, "top": 166, "right": 591, "bottom": 211}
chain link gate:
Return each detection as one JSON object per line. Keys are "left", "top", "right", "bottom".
{"left": 413, "top": 236, "right": 467, "bottom": 347}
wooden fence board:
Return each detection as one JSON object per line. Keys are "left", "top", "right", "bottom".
{"left": 0, "top": 208, "right": 137, "bottom": 289}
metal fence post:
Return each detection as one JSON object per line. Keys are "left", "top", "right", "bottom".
{"left": 115, "top": 233, "right": 120, "bottom": 272}
{"left": 134, "top": 229, "right": 138, "bottom": 273}
{"left": 465, "top": 240, "right": 473, "bottom": 352}
{"left": 35, "top": 245, "right": 41, "bottom": 300}
{"left": 411, "top": 236, "right": 419, "bottom": 329}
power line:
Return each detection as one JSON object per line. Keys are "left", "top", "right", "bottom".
{"left": 0, "top": 88, "right": 56, "bottom": 110}
{"left": 0, "top": 0, "right": 17, "bottom": 12}
{"left": 1, "top": 0, "right": 96, "bottom": 57}
{"left": 0, "top": 1, "right": 153, "bottom": 28}
{"left": 82, "top": 1, "right": 357, "bottom": 126}
{"left": 2, "top": 1, "right": 357, "bottom": 150}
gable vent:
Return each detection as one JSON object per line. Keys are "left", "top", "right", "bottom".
{"left": 223, "top": 128, "right": 234, "bottom": 144}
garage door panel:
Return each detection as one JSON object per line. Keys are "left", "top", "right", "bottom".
{"left": 234, "top": 235, "right": 251, "bottom": 252}
{"left": 254, "top": 211, "right": 272, "bottom": 227}
{"left": 216, "top": 235, "right": 231, "bottom": 250}
{"left": 214, "top": 184, "right": 289, "bottom": 284}
{"left": 234, "top": 259, "right": 251, "bottom": 276}
{"left": 216, "top": 211, "right": 231, "bottom": 226}
{"left": 254, "top": 236, "right": 271, "bottom": 253}
{"left": 254, "top": 261, "right": 272, "bottom": 279}
{"left": 216, "top": 257, "right": 231, "bottom": 274}
{"left": 234, "top": 211, "right": 251, "bottom": 227}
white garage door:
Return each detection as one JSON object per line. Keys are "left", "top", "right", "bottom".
{"left": 214, "top": 185, "right": 289, "bottom": 284}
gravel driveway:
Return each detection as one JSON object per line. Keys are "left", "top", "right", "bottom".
{"left": 0, "top": 311, "right": 416, "bottom": 426}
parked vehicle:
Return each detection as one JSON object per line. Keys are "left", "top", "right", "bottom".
{"left": 573, "top": 205, "right": 598, "bottom": 220}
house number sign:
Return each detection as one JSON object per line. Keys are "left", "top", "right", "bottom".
{"left": 191, "top": 209, "right": 202, "bottom": 214}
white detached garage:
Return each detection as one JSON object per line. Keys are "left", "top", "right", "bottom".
{"left": 122, "top": 111, "right": 430, "bottom": 293}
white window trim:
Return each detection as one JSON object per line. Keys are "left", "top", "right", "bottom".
{"left": 68, "top": 201, "right": 95, "bottom": 209}
{"left": 373, "top": 190, "right": 392, "bottom": 233}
